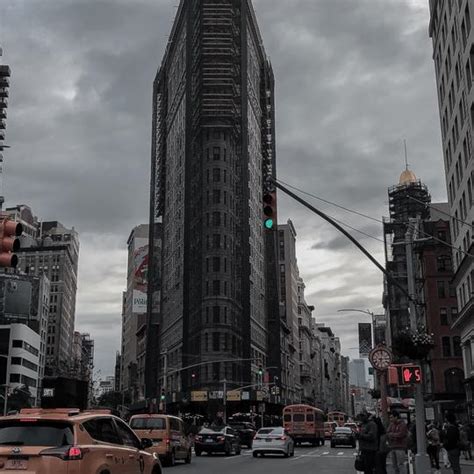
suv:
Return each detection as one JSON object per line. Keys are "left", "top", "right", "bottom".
{"left": 228, "top": 422, "right": 256, "bottom": 448}
{"left": 130, "top": 414, "right": 192, "bottom": 466}
{"left": 0, "top": 408, "right": 161, "bottom": 474}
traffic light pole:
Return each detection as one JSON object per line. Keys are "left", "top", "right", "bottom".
{"left": 406, "top": 220, "right": 430, "bottom": 474}
{"left": 270, "top": 178, "right": 415, "bottom": 303}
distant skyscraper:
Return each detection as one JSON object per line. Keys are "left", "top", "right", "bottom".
{"left": 148, "top": 0, "right": 277, "bottom": 408}
{"left": 7, "top": 206, "right": 79, "bottom": 375}
{"left": 0, "top": 48, "right": 11, "bottom": 209}
{"left": 428, "top": 0, "right": 474, "bottom": 420}
{"left": 349, "top": 359, "right": 368, "bottom": 388}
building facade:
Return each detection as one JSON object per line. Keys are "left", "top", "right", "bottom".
{"left": 0, "top": 50, "right": 10, "bottom": 208}
{"left": 428, "top": 0, "right": 474, "bottom": 420}
{"left": 7, "top": 209, "right": 79, "bottom": 376}
{"left": 349, "top": 359, "right": 368, "bottom": 388}
{"left": 147, "top": 0, "right": 278, "bottom": 410}
{"left": 0, "top": 324, "right": 41, "bottom": 406}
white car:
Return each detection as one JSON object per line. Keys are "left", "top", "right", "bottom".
{"left": 252, "top": 427, "right": 295, "bottom": 458}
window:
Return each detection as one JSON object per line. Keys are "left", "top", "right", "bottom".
{"left": 451, "top": 307, "right": 459, "bottom": 320}
{"left": 0, "top": 421, "right": 73, "bottom": 447}
{"left": 213, "top": 234, "right": 220, "bottom": 249}
{"left": 213, "top": 306, "right": 220, "bottom": 324}
{"left": 11, "top": 357, "right": 21, "bottom": 366}
{"left": 213, "top": 168, "right": 220, "bottom": 182}
{"left": 9, "top": 374, "right": 20, "bottom": 383}
{"left": 115, "top": 420, "right": 140, "bottom": 448}
{"left": 445, "top": 368, "right": 465, "bottom": 393}
{"left": 213, "top": 280, "right": 220, "bottom": 295}
{"left": 83, "top": 418, "right": 121, "bottom": 445}
{"left": 130, "top": 417, "right": 166, "bottom": 430}
{"left": 437, "top": 256, "right": 451, "bottom": 272}
{"left": 437, "top": 281, "right": 447, "bottom": 298}
{"left": 213, "top": 212, "right": 221, "bottom": 226}
{"left": 453, "top": 337, "right": 462, "bottom": 357}
{"left": 213, "top": 333, "right": 220, "bottom": 351}
{"left": 213, "top": 257, "right": 220, "bottom": 272}
{"left": 213, "top": 147, "right": 220, "bottom": 161}
{"left": 442, "top": 337, "right": 452, "bottom": 357}
{"left": 440, "top": 308, "right": 449, "bottom": 326}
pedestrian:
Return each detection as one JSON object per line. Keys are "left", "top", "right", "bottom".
{"left": 427, "top": 423, "right": 441, "bottom": 471}
{"left": 386, "top": 410, "right": 408, "bottom": 474}
{"left": 460, "top": 424, "right": 472, "bottom": 461}
{"left": 441, "top": 412, "right": 462, "bottom": 474}
{"left": 356, "top": 412, "right": 378, "bottom": 474}
{"left": 373, "top": 416, "right": 388, "bottom": 474}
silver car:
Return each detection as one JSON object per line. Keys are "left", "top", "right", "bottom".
{"left": 252, "top": 427, "right": 295, "bottom": 458}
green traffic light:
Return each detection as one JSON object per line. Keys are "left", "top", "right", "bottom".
{"left": 264, "top": 218, "right": 274, "bottom": 229}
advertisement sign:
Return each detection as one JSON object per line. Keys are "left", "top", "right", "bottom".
{"left": 358, "top": 323, "right": 373, "bottom": 358}
{"left": 191, "top": 391, "right": 208, "bottom": 402}
{"left": 5, "top": 280, "right": 32, "bottom": 317}
{"left": 226, "top": 391, "right": 241, "bottom": 402}
{"left": 132, "top": 239, "right": 148, "bottom": 314}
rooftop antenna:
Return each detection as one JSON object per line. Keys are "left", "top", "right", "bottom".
{"left": 404, "top": 139, "right": 409, "bottom": 171}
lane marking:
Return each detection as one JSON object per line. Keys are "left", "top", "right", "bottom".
{"left": 338, "top": 452, "right": 344, "bottom": 456}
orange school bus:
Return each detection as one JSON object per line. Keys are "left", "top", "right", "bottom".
{"left": 327, "top": 411, "right": 348, "bottom": 427}
{"left": 283, "top": 404, "right": 325, "bottom": 446}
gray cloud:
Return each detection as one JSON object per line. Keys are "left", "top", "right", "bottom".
{"left": 1, "top": 0, "right": 443, "bottom": 374}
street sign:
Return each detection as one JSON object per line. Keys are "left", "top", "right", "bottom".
{"left": 209, "top": 391, "right": 224, "bottom": 400}
{"left": 191, "top": 391, "right": 208, "bottom": 402}
{"left": 226, "top": 391, "right": 241, "bottom": 401}
{"left": 402, "top": 366, "right": 422, "bottom": 384}
{"left": 241, "top": 391, "right": 250, "bottom": 400}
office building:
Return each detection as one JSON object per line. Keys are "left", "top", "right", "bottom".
{"left": 6, "top": 207, "right": 80, "bottom": 376}
{"left": 428, "top": 0, "right": 474, "bottom": 418}
{"left": 349, "top": 359, "right": 368, "bottom": 388}
{"left": 147, "top": 0, "right": 277, "bottom": 410}
{"left": 0, "top": 49, "right": 11, "bottom": 209}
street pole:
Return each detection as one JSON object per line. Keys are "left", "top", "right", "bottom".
{"left": 406, "top": 219, "right": 431, "bottom": 473}
{"left": 162, "top": 349, "right": 168, "bottom": 414}
{"left": 2, "top": 385, "right": 7, "bottom": 416}
{"left": 223, "top": 379, "right": 227, "bottom": 424}
{"left": 379, "top": 371, "right": 389, "bottom": 426}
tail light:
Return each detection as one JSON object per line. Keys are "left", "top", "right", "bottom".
{"left": 40, "top": 446, "right": 85, "bottom": 461}
{"left": 195, "top": 435, "right": 202, "bottom": 441}
{"left": 280, "top": 436, "right": 287, "bottom": 441}
{"left": 217, "top": 436, "right": 225, "bottom": 442}
{"left": 164, "top": 438, "right": 171, "bottom": 446}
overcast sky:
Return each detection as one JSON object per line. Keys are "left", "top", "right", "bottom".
{"left": 0, "top": 0, "right": 445, "bottom": 378}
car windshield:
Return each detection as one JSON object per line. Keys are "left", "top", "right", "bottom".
{"left": 0, "top": 421, "right": 74, "bottom": 446}
{"left": 130, "top": 418, "right": 166, "bottom": 430}
{"left": 335, "top": 427, "right": 352, "bottom": 434}
{"left": 258, "top": 428, "right": 283, "bottom": 435}
{"left": 199, "top": 426, "right": 225, "bottom": 434}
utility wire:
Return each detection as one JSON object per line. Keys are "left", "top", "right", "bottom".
{"left": 275, "top": 178, "right": 474, "bottom": 259}
{"left": 406, "top": 194, "right": 473, "bottom": 229}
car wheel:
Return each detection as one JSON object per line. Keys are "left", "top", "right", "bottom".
{"left": 330, "top": 443, "right": 335, "bottom": 448}
{"left": 252, "top": 451, "right": 258, "bottom": 458}
{"left": 351, "top": 442, "right": 356, "bottom": 448}
{"left": 185, "top": 449, "right": 192, "bottom": 464}
{"left": 290, "top": 447, "right": 295, "bottom": 457}
{"left": 284, "top": 447, "right": 290, "bottom": 458}
{"left": 168, "top": 450, "right": 176, "bottom": 467}
{"left": 236, "top": 445, "right": 241, "bottom": 455}
{"left": 225, "top": 444, "right": 231, "bottom": 456}
{"left": 195, "top": 450, "right": 202, "bottom": 457}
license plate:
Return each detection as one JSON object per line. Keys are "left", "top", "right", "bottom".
{"left": 265, "top": 439, "right": 272, "bottom": 442}
{"left": 205, "top": 439, "right": 214, "bottom": 443}
{"left": 6, "top": 459, "right": 28, "bottom": 470}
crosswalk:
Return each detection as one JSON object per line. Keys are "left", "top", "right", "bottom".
{"left": 240, "top": 449, "right": 358, "bottom": 459}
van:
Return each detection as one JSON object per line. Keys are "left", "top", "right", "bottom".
{"left": 130, "top": 414, "right": 192, "bottom": 466}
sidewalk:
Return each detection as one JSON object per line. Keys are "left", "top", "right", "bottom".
{"left": 460, "top": 457, "right": 474, "bottom": 468}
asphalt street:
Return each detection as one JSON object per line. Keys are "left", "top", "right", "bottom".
{"left": 166, "top": 445, "right": 474, "bottom": 473}
{"left": 169, "top": 445, "right": 358, "bottom": 474}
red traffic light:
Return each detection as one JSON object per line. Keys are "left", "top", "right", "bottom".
{"left": 0, "top": 219, "right": 22, "bottom": 268}
{"left": 402, "top": 366, "right": 422, "bottom": 384}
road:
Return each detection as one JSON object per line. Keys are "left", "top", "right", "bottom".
{"left": 170, "top": 445, "right": 357, "bottom": 473}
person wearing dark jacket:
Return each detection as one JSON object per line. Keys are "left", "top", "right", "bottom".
{"left": 441, "top": 413, "right": 462, "bottom": 474}
{"left": 356, "top": 412, "right": 379, "bottom": 474}
{"left": 373, "top": 416, "right": 387, "bottom": 474}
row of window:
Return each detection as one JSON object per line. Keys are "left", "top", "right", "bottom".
{"left": 12, "top": 340, "right": 39, "bottom": 357}
{"left": 442, "top": 336, "right": 462, "bottom": 358}
{"left": 440, "top": 306, "right": 459, "bottom": 326}
{"left": 9, "top": 373, "right": 37, "bottom": 387}
{"left": 436, "top": 280, "right": 456, "bottom": 299}
{"left": 11, "top": 356, "right": 38, "bottom": 372}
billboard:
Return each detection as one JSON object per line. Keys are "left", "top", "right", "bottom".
{"left": 132, "top": 238, "right": 148, "bottom": 314}
{"left": 358, "top": 323, "right": 373, "bottom": 358}
{"left": 5, "top": 280, "right": 32, "bottom": 317}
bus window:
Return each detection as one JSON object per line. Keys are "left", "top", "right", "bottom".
{"left": 293, "top": 414, "right": 305, "bottom": 422}
{"left": 306, "top": 414, "right": 314, "bottom": 422}
{"left": 283, "top": 414, "right": 291, "bottom": 422}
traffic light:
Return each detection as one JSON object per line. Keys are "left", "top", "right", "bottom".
{"left": 402, "top": 365, "right": 422, "bottom": 384}
{"left": 160, "top": 389, "right": 166, "bottom": 401}
{"left": 258, "top": 365, "right": 263, "bottom": 376}
{"left": 262, "top": 191, "right": 277, "bottom": 230}
{"left": 0, "top": 218, "right": 22, "bottom": 268}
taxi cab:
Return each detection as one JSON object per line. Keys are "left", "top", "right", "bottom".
{"left": 0, "top": 408, "right": 162, "bottom": 474}
{"left": 130, "top": 414, "right": 192, "bottom": 466}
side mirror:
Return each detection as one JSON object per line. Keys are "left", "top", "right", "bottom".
{"left": 140, "top": 438, "right": 153, "bottom": 450}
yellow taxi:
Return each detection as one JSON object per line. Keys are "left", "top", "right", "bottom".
{"left": 130, "top": 414, "right": 192, "bottom": 466}
{"left": 0, "top": 408, "right": 162, "bottom": 474}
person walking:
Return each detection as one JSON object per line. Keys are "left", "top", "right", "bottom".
{"left": 427, "top": 423, "right": 441, "bottom": 471}
{"left": 460, "top": 424, "right": 472, "bottom": 461}
{"left": 356, "top": 412, "right": 379, "bottom": 474}
{"left": 441, "top": 412, "right": 462, "bottom": 474}
{"left": 386, "top": 411, "right": 408, "bottom": 474}
{"left": 373, "top": 416, "right": 388, "bottom": 474}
